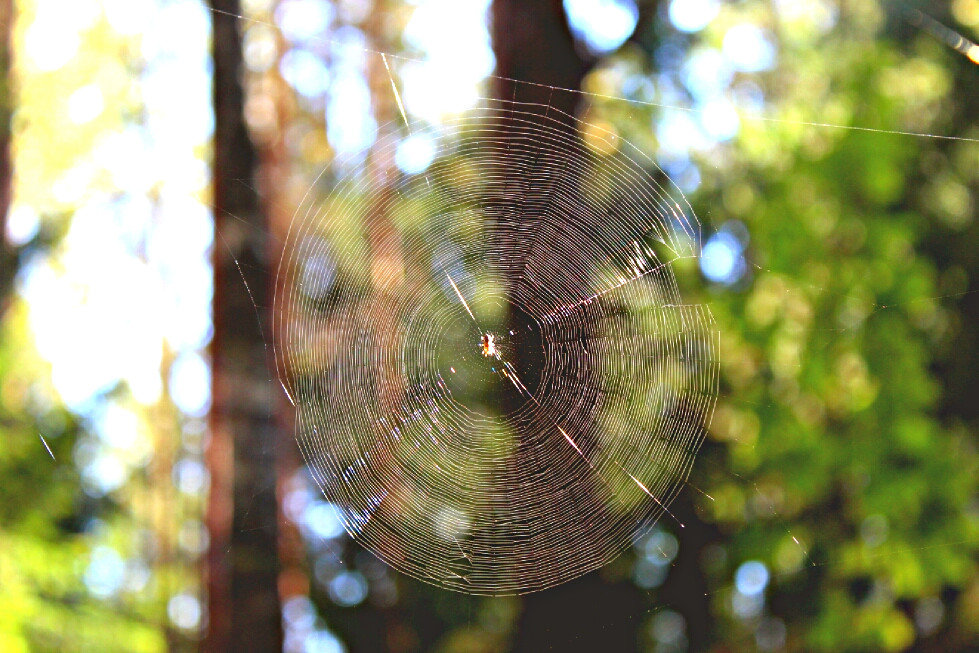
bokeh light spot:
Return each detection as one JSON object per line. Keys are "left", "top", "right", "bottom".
{"left": 167, "top": 593, "right": 202, "bottom": 630}
{"left": 396, "top": 133, "right": 437, "bottom": 175}
{"left": 84, "top": 546, "right": 126, "bottom": 598}
{"left": 700, "top": 231, "right": 745, "bottom": 284}
{"left": 735, "top": 560, "right": 770, "bottom": 595}
{"left": 564, "top": 0, "right": 639, "bottom": 54}
{"left": 328, "top": 571, "right": 368, "bottom": 607}
{"left": 723, "top": 24, "right": 777, "bottom": 72}
{"left": 668, "top": 0, "right": 720, "bottom": 33}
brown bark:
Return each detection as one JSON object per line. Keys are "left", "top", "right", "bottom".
{"left": 490, "top": 0, "right": 588, "bottom": 415}
{"left": 490, "top": 4, "right": 632, "bottom": 649}
{"left": 489, "top": 2, "right": 715, "bottom": 651}
{"left": 267, "top": 12, "right": 310, "bottom": 619}
{"left": 206, "top": 2, "right": 282, "bottom": 650}
{"left": 491, "top": 0, "right": 589, "bottom": 117}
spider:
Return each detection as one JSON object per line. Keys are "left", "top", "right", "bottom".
{"left": 480, "top": 333, "right": 498, "bottom": 358}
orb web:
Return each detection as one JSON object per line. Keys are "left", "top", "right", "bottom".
{"left": 274, "top": 99, "right": 719, "bottom": 595}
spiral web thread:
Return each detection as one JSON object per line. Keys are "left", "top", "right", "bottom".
{"left": 274, "top": 98, "right": 720, "bottom": 595}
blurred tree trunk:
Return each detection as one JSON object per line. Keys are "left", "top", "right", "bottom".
{"left": 490, "top": 2, "right": 712, "bottom": 650}
{"left": 206, "top": 2, "right": 282, "bottom": 651}
{"left": 491, "top": 0, "right": 588, "bottom": 118}
{"left": 0, "top": 0, "right": 15, "bottom": 314}
{"left": 490, "top": 3, "right": 643, "bottom": 651}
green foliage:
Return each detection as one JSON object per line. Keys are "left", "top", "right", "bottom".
{"left": 0, "top": 1, "right": 199, "bottom": 649}
{"left": 0, "top": 301, "right": 167, "bottom": 652}
{"left": 578, "top": 1, "right": 978, "bottom": 649}
{"left": 656, "top": 4, "right": 976, "bottom": 650}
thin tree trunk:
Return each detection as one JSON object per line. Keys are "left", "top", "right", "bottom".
{"left": 490, "top": 0, "right": 589, "bottom": 416}
{"left": 490, "top": 4, "right": 640, "bottom": 650}
{"left": 489, "top": 2, "right": 713, "bottom": 650}
{"left": 491, "top": 0, "right": 588, "bottom": 117}
{"left": 206, "top": 2, "right": 282, "bottom": 650}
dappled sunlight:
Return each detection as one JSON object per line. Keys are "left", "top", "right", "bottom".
{"left": 2, "top": 0, "right": 978, "bottom": 651}
{"left": 402, "top": 0, "right": 493, "bottom": 121}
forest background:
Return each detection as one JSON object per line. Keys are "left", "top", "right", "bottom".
{"left": 0, "top": 0, "right": 977, "bottom": 651}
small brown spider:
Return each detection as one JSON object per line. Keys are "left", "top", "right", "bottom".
{"left": 480, "top": 333, "right": 497, "bottom": 357}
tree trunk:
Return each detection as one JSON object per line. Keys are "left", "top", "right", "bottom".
{"left": 491, "top": 0, "right": 589, "bottom": 116}
{"left": 489, "top": 2, "right": 713, "bottom": 650}
{"left": 490, "top": 3, "right": 639, "bottom": 650}
{"left": 206, "top": 2, "right": 282, "bottom": 650}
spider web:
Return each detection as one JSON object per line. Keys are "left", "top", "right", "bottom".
{"left": 273, "top": 99, "right": 719, "bottom": 595}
